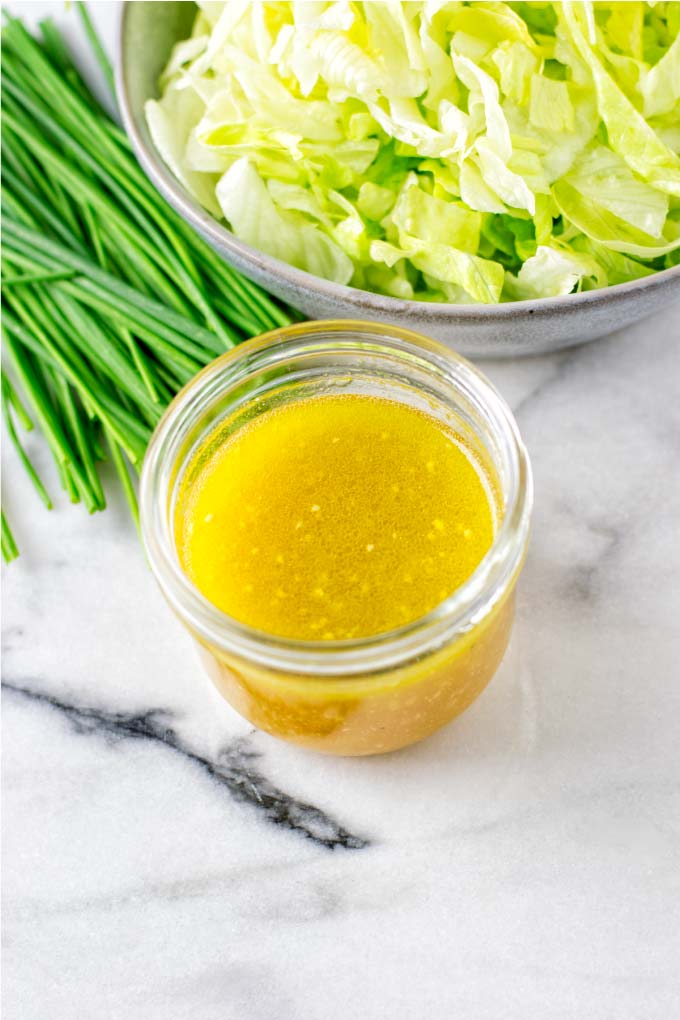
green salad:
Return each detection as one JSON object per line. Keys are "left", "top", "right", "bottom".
{"left": 148, "top": 1, "right": 680, "bottom": 304}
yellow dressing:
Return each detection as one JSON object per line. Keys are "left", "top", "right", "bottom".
{"left": 176, "top": 394, "right": 494, "bottom": 640}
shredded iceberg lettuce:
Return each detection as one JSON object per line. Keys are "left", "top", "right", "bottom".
{"left": 147, "top": 1, "right": 680, "bottom": 304}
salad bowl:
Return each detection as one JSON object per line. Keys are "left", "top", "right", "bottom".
{"left": 116, "top": 1, "right": 680, "bottom": 358}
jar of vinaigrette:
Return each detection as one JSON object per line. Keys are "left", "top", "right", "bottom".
{"left": 141, "top": 322, "right": 532, "bottom": 756}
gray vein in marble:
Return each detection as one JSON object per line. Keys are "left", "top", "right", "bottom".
{"left": 10, "top": 859, "right": 331, "bottom": 919}
{"left": 561, "top": 516, "right": 621, "bottom": 605}
{"left": 1, "top": 681, "right": 371, "bottom": 851}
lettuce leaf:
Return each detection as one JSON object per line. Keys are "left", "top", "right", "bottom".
{"left": 562, "top": 143, "right": 669, "bottom": 237}
{"left": 390, "top": 184, "right": 482, "bottom": 254}
{"left": 560, "top": 2, "right": 680, "bottom": 197}
{"left": 504, "top": 244, "right": 606, "bottom": 299}
{"left": 641, "top": 32, "right": 680, "bottom": 119}
{"left": 552, "top": 179, "right": 680, "bottom": 257}
{"left": 216, "top": 158, "right": 354, "bottom": 283}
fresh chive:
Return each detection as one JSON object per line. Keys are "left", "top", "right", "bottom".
{"left": 2, "top": 371, "right": 34, "bottom": 431}
{"left": 52, "top": 373, "right": 106, "bottom": 511}
{"left": 1, "top": 376, "right": 53, "bottom": 509}
{"left": 2, "top": 269, "right": 76, "bottom": 287}
{"left": 2, "top": 219, "right": 227, "bottom": 353}
{"left": 2, "top": 511, "right": 20, "bottom": 563}
{"left": 74, "top": 3, "right": 116, "bottom": 99}
{"left": 105, "top": 430, "right": 139, "bottom": 529}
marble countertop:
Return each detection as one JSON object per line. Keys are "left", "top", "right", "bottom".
{"left": 3, "top": 6, "right": 680, "bottom": 1019}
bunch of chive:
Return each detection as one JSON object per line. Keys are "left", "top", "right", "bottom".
{"left": 1, "top": 6, "right": 293, "bottom": 561}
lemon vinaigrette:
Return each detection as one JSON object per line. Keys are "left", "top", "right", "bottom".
{"left": 176, "top": 395, "right": 495, "bottom": 641}
{"left": 141, "top": 323, "right": 532, "bottom": 756}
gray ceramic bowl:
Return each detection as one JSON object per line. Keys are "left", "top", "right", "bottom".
{"left": 117, "top": 0, "right": 680, "bottom": 358}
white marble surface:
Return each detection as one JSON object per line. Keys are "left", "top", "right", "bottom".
{"left": 3, "top": 5, "right": 680, "bottom": 1019}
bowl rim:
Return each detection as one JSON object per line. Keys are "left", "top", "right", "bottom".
{"left": 116, "top": 0, "right": 680, "bottom": 322}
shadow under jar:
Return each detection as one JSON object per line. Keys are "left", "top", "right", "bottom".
{"left": 140, "top": 322, "right": 532, "bottom": 756}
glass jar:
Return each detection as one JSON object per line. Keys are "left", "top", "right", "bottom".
{"left": 140, "top": 321, "right": 532, "bottom": 756}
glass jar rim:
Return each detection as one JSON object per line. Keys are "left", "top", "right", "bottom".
{"left": 140, "top": 320, "right": 532, "bottom": 676}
